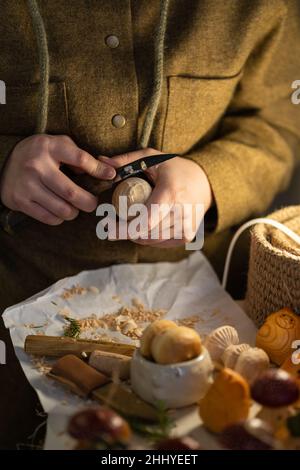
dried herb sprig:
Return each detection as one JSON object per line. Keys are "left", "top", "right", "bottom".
{"left": 129, "top": 400, "right": 173, "bottom": 442}
{"left": 63, "top": 317, "right": 81, "bottom": 338}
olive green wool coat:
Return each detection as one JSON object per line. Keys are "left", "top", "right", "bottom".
{"left": 0, "top": 0, "right": 300, "bottom": 449}
{"left": 0, "top": 0, "right": 300, "bottom": 310}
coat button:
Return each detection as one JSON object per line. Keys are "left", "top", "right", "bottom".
{"left": 112, "top": 114, "right": 126, "bottom": 128}
{"left": 105, "top": 35, "right": 120, "bottom": 48}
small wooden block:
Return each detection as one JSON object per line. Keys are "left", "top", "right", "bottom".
{"left": 49, "top": 354, "right": 110, "bottom": 396}
{"left": 89, "top": 350, "right": 131, "bottom": 380}
{"left": 92, "top": 383, "right": 159, "bottom": 423}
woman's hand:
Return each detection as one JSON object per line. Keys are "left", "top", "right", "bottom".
{"left": 100, "top": 148, "right": 212, "bottom": 247}
{"left": 0, "top": 134, "right": 116, "bottom": 225}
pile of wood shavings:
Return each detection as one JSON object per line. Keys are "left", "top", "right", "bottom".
{"left": 62, "top": 298, "right": 167, "bottom": 340}
{"left": 58, "top": 294, "right": 203, "bottom": 341}
{"left": 60, "top": 284, "right": 99, "bottom": 300}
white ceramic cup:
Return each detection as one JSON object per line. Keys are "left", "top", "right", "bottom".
{"left": 130, "top": 347, "right": 213, "bottom": 408}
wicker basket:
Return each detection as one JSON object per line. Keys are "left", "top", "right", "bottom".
{"left": 246, "top": 206, "right": 300, "bottom": 327}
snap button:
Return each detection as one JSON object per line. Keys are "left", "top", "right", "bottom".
{"left": 105, "top": 35, "right": 120, "bottom": 49}
{"left": 112, "top": 114, "right": 126, "bottom": 128}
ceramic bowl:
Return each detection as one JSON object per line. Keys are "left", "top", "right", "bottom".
{"left": 130, "top": 347, "right": 213, "bottom": 408}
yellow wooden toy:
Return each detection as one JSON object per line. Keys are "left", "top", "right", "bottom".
{"left": 256, "top": 308, "right": 300, "bottom": 365}
{"left": 199, "top": 367, "right": 250, "bottom": 433}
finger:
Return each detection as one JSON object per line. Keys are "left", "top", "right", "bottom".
{"left": 50, "top": 139, "right": 116, "bottom": 179}
{"left": 142, "top": 184, "right": 174, "bottom": 234}
{"left": 132, "top": 207, "right": 199, "bottom": 244}
{"left": 41, "top": 170, "right": 98, "bottom": 212}
{"left": 102, "top": 148, "right": 162, "bottom": 168}
{"left": 107, "top": 214, "right": 175, "bottom": 243}
{"left": 132, "top": 227, "right": 176, "bottom": 244}
{"left": 133, "top": 230, "right": 195, "bottom": 245}
{"left": 66, "top": 165, "right": 85, "bottom": 175}
{"left": 31, "top": 183, "right": 79, "bottom": 221}
{"left": 134, "top": 238, "right": 187, "bottom": 248}
{"left": 108, "top": 205, "right": 173, "bottom": 241}
{"left": 21, "top": 200, "right": 64, "bottom": 226}
{"left": 107, "top": 186, "right": 174, "bottom": 240}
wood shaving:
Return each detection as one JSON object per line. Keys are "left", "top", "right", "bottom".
{"left": 112, "top": 295, "right": 122, "bottom": 303}
{"left": 176, "top": 315, "right": 203, "bottom": 328}
{"left": 86, "top": 333, "right": 116, "bottom": 342}
{"left": 60, "top": 284, "right": 88, "bottom": 299}
{"left": 88, "top": 286, "right": 100, "bottom": 294}
{"left": 31, "top": 356, "right": 52, "bottom": 375}
{"left": 78, "top": 314, "right": 108, "bottom": 330}
{"left": 211, "top": 309, "right": 221, "bottom": 317}
{"left": 131, "top": 297, "right": 145, "bottom": 309}
{"left": 58, "top": 307, "right": 72, "bottom": 318}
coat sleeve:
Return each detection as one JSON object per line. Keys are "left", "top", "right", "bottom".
{"left": 0, "top": 136, "right": 23, "bottom": 173}
{"left": 0, "top": 136, "right": 23, "bottom": 229}
{"left": 186, "top": 2, "right": 300, "bottom": 233}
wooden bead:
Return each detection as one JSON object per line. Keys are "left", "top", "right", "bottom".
{"left": 140, "top": 319, "right": 178, "bottom": 359}
{"left": 112, "top": 177, "right": 152, "bottom": 220}
{"left": 256, "top": 308, "right": 300, "bottom": 365}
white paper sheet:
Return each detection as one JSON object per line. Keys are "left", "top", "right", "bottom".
{"left": 3, "top": 251, "right": 256, "bottom": 449}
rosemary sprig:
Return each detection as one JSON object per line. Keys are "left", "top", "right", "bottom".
{"left": 128, "top": 400, "right": 173, "bottom": 442}
{"left": 63, "top": 316, "right": 81, "bottom": 338}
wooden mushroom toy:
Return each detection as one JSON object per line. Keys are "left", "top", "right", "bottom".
{"left": 281, "top": 356, "right": 300, "bottom": 389}
{"left": 156, "top": 437, "right": 201, "bottom": 450}
{"left": 219, "top": 418, "right": 278, "bottom": 450}
{"left": 222, "top": 343, "right": 251, "bottom": 369}
{"left": 234, "top": 347, "right": 270, "bottom": 384}
{"left": 256, "top": 308, "right": 300, "bottom": 365}
{"left": 112, "top": 177, "right": 152, "bottom": 220}
{"left": 275, "top": 412, "right": 300, "bottom": 449}
{"left": 68, "top": 406, "right": 131, "bottom": 447}
{"left": 199, "top": 367, "right": 251, "bottom": 433}
{"left": 251, "top": 369, "right": 300, "bottom": 432}
{"left": 204, "top": 325, "right": 239, "bottom": 362}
